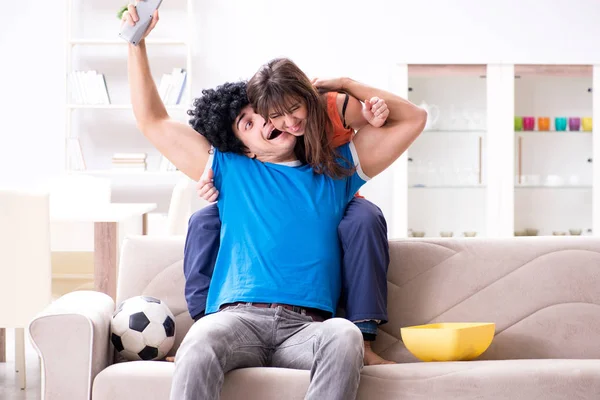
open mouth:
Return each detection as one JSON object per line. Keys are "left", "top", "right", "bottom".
{"left": 267, "top": 128, "right": 283, "bottom": 140}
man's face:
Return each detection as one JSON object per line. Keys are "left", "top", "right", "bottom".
{"left": 232, "top": 105, "right": 297, "bottom": 161}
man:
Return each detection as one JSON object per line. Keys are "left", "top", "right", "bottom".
{"left": 124, "top": 5, "right": 426, "bottom": 400}
{"left": 185, "top": 58, "right": 394, "bottom": 366}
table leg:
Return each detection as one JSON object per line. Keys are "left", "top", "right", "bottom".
{"left": 94, "top": 222, "right": 118, "bottom": 300}
{"left": 0, "top": 328, "right": 5, "bottom": 362}
{"left": 142, "top": 212, "right": 148, "bottom": 235}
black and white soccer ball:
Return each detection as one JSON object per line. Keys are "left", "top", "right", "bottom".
{"left": 110, "top": 296, "right": 176, "bottom": 361}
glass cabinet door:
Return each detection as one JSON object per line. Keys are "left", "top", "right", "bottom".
{"left": 513, "top": 65, "right": 593, "bottom": 237}
{"left": 407, "top": 65, "right": 487, "bottom": 238}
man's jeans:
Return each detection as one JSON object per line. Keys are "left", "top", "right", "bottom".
{"left": 170, "top": 304, "right": 364, "bottom": 400}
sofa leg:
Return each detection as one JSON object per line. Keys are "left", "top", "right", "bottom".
{"left": 15, "top": 328, "right": 26, "bottom": 390}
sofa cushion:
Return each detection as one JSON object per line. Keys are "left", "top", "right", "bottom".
{"left": 375, "top": 237, "right": 600, "bottom": 362}
{"left": 92, "top": 359, "right": 600, "bottom": 400}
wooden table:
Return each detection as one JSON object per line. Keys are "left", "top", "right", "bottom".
{"left": 49, "top": 202, "right": 157, "bottom": 300}
{"left": 0, "top": 204, "right": 156, "bottom": 363}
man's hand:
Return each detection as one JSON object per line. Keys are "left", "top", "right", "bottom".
{"left": 362, "top": 97, "right": 389, "bottom": 128}
{"left": 197, "top": 168, "right": 219, "bottom": 203}
{"left": 121, "top": 1, "right": 159, "bottom": 42}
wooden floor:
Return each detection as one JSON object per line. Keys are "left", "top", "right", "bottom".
{"left": 0, "top": 329, "right": 41, "bottom": 400}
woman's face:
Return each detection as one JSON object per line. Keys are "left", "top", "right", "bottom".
{"left": 268, "top": 97, "right": 308, "bottom": 137}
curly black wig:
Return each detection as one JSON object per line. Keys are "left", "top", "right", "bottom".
{"left": 187, "top": 81, "right": 250, "bottom": 154}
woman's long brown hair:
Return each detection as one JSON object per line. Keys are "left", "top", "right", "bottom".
{"left": 246, "top": 58, "right": 354, "bottom": 179}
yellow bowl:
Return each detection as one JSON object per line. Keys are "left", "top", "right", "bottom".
{"left": 400, "top": 322, "right": 495, "bottom": 362}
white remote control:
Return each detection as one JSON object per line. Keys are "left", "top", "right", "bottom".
{"left": 119, "top": 0, "right": 163, "bottom": 46}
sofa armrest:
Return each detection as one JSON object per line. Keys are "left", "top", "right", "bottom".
{"left": 29, "top": 291, "right": 115, "bottom": 400}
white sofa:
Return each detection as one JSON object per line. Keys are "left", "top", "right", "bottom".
{"left": 29, "top": 236, "right": 600, "bottom": 399}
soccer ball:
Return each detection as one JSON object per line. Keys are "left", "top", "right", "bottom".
{"left": 110, "top": 296, "right": 176, "bottom": 361}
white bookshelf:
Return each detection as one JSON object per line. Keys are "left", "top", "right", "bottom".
{"left": 64, "top": 0, "right": 194, "bottom": 183}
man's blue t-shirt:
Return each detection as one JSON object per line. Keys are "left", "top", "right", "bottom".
{"left": 203, "top": 142, "right": 369, "bottom": 315}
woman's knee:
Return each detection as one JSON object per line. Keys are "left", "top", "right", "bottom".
{"left": 188, "top": 204, "right": 221, "bottom": 232}
{"left": 339, "top": 199, "right": 387, "bottom": 237}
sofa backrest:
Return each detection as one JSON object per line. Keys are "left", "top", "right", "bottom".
{"left": 116, "top": 236, "right": 600, "bottom": 361}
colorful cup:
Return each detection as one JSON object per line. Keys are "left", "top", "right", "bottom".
{"left": 523, "top": 117, "right": 535, "bottom": 131}
{"left": 582, "top": 117, "right": 593, "bottom": 131}
{"left": 569, "top": 117, "right": 581, "bottom": 131}
{"left": 514, "top": 117, "right": 523, "bottom": 131}
{"left": 555, "top": 117, "right": 567, "bottom": 131}
{"left": 538, "top": 117, "right": 550, "bottom": 131}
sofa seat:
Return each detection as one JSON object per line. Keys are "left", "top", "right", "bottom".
{"left": 92, "top": 359, "right": 600, "bottom": 400}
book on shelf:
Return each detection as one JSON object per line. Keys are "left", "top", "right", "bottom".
{"left": 113, "top": 153, "right": 147, "bottom": 160}
{"left": 69, "top": 70, "right": 111, "bottom": 105}
{"left": 158, "top": 68, "right": 187, "bottom": 105}
{"left": 112, "top": 152, "right": 147, "bottom": 171}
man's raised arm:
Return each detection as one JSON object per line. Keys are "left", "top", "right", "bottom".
{"left": 339, "top": 78, "right": 426, "bottom": 178}
{"left": 128, "top": 39, "right": 211, "bottom": 181}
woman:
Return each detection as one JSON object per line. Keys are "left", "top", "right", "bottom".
{"left": 187, "top": 58, "right": 393, "bottom": 365}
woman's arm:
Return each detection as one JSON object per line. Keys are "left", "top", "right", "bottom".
{"left": 335, "top": 93, "right": 389, "bottom": 131}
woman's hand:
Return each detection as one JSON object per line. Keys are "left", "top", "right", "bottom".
{"left": 120, "top": 1, "right": 160, "bottom": 43}
{"left": 362, "top": 97, "right": 389, "bottom": 128}
{"left": 196, "top": 168, "right": 219, "bottom": 203}
{"left": 311, "top": 77, "right": 347, "bottom": 92}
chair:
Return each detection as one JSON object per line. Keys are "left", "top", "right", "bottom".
{"left": 0, "top": 188, "right": 52, "bottom": 389}
{"left": 148, "top": 175, "right": 209, "bottom": 236}
{"left": 166, "top": 175, "right": 204, "bottom": 235}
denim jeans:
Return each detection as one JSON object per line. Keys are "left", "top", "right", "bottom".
{"left": 170, "top": 304, "right": 364, "bottom": 400}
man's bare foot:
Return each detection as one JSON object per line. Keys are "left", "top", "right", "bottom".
{"left": 363, "top": 341, "right": 395, "bottom": 365}
{"left": 165, "top": 356, "right": 175, "bottom": 362}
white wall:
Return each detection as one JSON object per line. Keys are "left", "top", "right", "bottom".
{"left": 190, "top": 0, "right": 600, "bottom": 86}
{"left": 2, "top": 0, "right": 600, "bottom": 211}
{"left": 0, "top": 1, "right": 65, "bottom": 189}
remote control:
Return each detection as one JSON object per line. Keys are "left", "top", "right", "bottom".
{"left": 118, "top": 0, "right": 163, "bottom": 46}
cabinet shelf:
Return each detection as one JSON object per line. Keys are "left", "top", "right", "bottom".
{"left": 515, "top": 130, "right": 592, "bottom": 134}
{"left": 515, "top": 185, "right": 592, "bottom": 189}
{"left": 408, "top": 64, "right": 487, "bottom": 77}
{"left": 514, "top": 64, "right": 592, "bottom": 78}
{"left": 423, "top": 130, "right": 485, "bottom": 134}
{"left": 407, "top": 64, "right": 592, "bottom": 78}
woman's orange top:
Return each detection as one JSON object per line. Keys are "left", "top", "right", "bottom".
{"left": 325, "top": 92, "right": 363, "bottom": 197}
{"left": 326, "top": 92, "right": 354, "bottom": 147}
